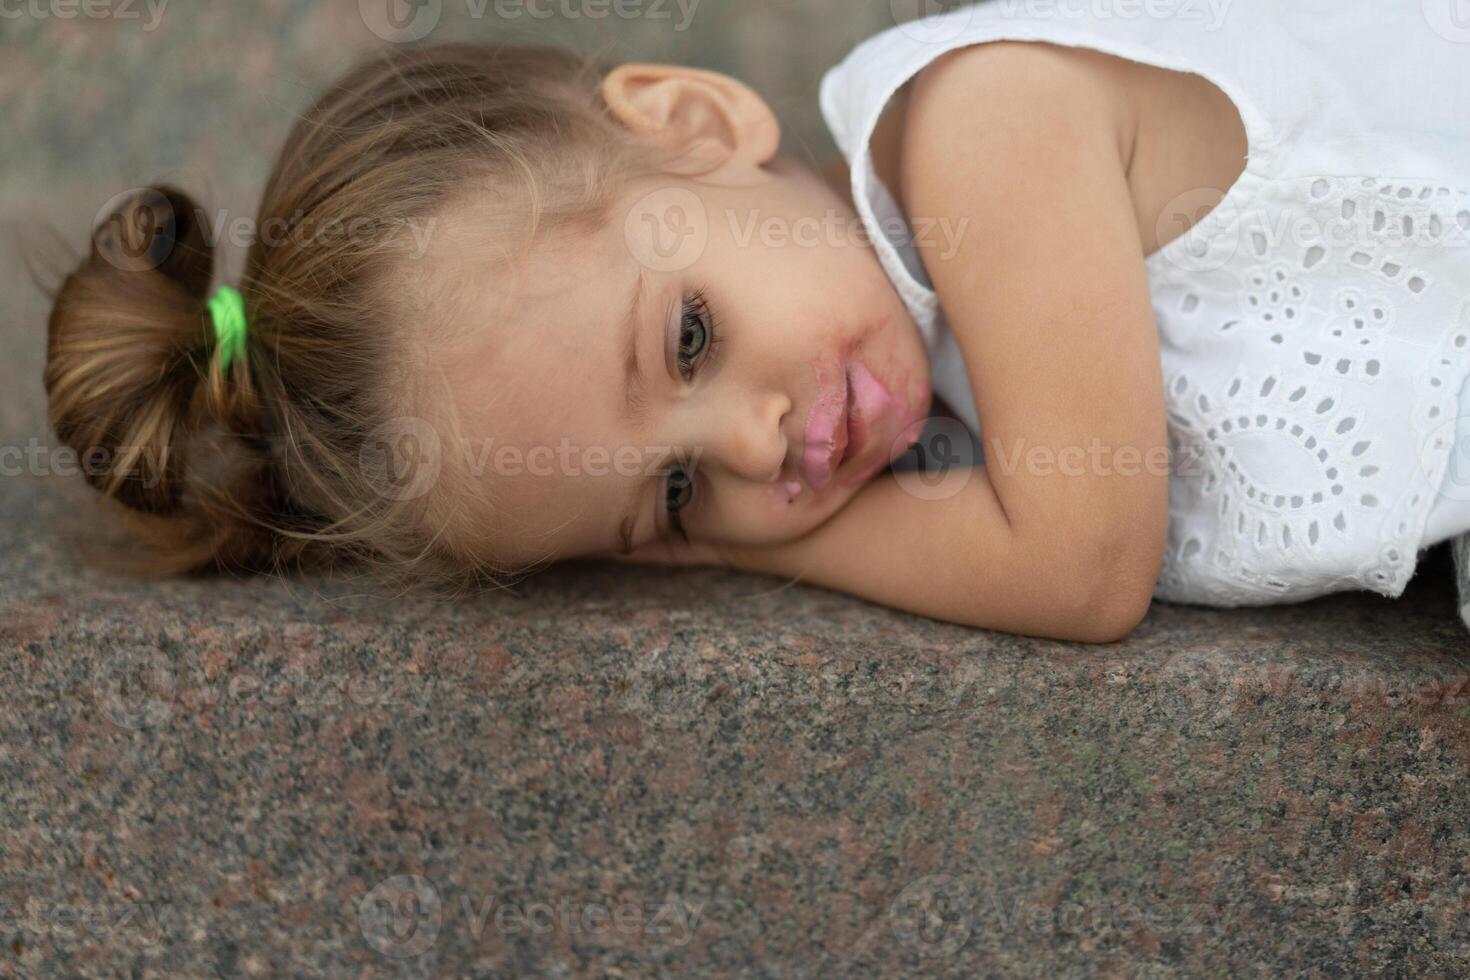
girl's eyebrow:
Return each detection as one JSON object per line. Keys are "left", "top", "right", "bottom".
{"left": 617, "top": 512, "right": 637, "bottom": 556}
{"left": 617, "top": 269, "right": 662, "bottom": 554}
{"left": 615, "top": 270, "right": 682, "bottom": 553}
{"left": 616, "top": 467, "right": 661, "bottom": 556}
{"left": 621, "top": 270, "right": 649, "bottom": 424}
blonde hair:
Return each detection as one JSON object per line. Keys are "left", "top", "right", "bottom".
{"left": 45, "top": 43, "right": 656, "bottom": 583}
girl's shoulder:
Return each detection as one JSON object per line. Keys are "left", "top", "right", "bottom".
{"left": 873, "top": 41, "right": 1130, "bottom": 211}
{"left": 879, "top": 40, "right": 1246, "bottom": 260}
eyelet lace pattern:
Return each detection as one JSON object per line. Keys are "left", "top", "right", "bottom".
{"left": 1148, "top": 176, "right": 1470, "bottom": 604}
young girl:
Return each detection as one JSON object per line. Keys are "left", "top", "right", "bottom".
{"left": 46, "top": 3, "right": 1470, "bottom": 642}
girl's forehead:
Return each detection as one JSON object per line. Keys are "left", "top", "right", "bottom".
{"left": 430, "top": 238, "right": 644, "bottom": 462}
{"left": 432, "top": 194, "right": 634, "bottom": 326}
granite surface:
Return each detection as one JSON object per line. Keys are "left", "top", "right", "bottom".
{"left": 5, "top": 2, "right": 1470, "bottom": 976}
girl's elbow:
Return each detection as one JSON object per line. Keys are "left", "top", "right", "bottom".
{"left": 1051, "top": 519, "right": 1164, "bottom": 642}
{"left": 1083, "top": 575, "right": 1156, "bottom": 642}
{"left": 1083, "top": 526, "right": 1165, "bottom": 642}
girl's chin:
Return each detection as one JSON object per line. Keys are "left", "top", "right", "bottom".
{"left": 767, "top": 486, "right": 856, "bottom": 530}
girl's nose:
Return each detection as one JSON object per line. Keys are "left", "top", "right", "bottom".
{"left": 709, "top": 389, "right": 791, "bottom": 484}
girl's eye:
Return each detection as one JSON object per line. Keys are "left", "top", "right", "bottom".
{"left": 665, "top": 464, "right": 695, "bottom": 536}
{"left": 676, "top": 290, "right": 717, "bottom": 378}
{"left": 666, "top": 464, "right": 694, "bottom": 513}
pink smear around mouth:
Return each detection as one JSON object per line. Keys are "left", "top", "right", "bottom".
{"left": 842, "top": 360, "right": 909, "bottom": 481}
{"left": 846, "top": 361, "right": 903, "bottom": 452}
{"left": 801, "top": 360, "right": 849, "bottom": 491}
{"left": 802, "top": 347, "right": 934, "bottom": 492}
{"left": 893, "top": 374, "right": 932, "bottom": 450}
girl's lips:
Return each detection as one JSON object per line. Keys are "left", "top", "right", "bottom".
{"left": 801, "top": 359, "right": 902, "bottom": 490}
{"left": 846, "top": 360, "right": 911, "bottom": 481}
{"left": 801, "top": 365, "right": 850, "bottom": 490}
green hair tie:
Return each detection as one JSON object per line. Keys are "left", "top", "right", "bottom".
{"left": 207, "top": 285, "right": 248, "bottom": 372}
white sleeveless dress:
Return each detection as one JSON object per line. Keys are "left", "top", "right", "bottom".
{"left": 820, "top": 1, "right": 1470, "bottom": 616}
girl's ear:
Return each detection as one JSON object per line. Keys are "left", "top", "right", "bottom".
{"left": 601, "top": 64, "right": 781, "bottom": 172}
